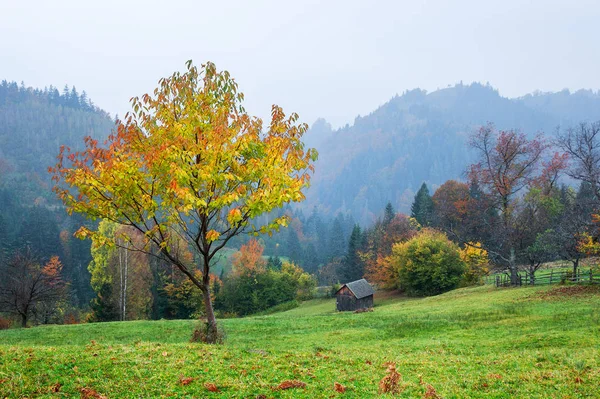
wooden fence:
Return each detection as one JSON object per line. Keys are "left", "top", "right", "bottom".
{"left": 493, "top": 268, "right": 600, "bottom": 287}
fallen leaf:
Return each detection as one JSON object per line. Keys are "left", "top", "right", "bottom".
{"left": 204, "top": 382, "right": 219, "bottom": 392}
{"left": 161, "top": 351, "right": 168, "bottom": 357}
{"left": 334, "top": 382, "right": 346, "bottom": 393}
{"left": 276, "top": 380, "right": 306, "bottom": 390}
{"left": 80, "top": 387, "right": 107, "bottom": 399}
{"left": 50, "top": 383, "right": 62, "bottom": 392}
{"left": 379, "top": 363, "right": 402, "bottom": 394}
{"left": 423, "top": 384, "right": 442, "bottom": 399}
{"left": 180, "top": 377, "right": 194, "bottom": 386}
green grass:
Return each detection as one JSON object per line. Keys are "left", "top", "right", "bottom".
{"left": 2, "top": 285, "right": 600, "bottom": 398}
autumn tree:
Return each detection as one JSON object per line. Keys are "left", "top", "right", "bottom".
{"left": 0, "top": 249, "right": 66, "bottom": 327}
{"left": 363, "top": 214, "right": 417, "bottom": 288}
{"left": 468, "top": 124, "right": 548, "bottom": 285}
{"left": 50, "top": 61, "right": 316, "bottom": 342}
{"left": 230, "top": 239, "right": 267, "bottom": 276}
{"left": 392, "top": 229, "right": 465, "bottom": 296}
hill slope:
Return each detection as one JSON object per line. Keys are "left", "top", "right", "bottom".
{"left": 302, "top": 84, "right": 600, "bottom": 223}
{"left": 2, "top": 284, "right": 599, "bottom": 398}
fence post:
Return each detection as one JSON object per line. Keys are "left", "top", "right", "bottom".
{"left": 550, "top": 270, "right": 553, "bottom": 284}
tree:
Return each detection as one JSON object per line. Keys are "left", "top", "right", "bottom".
{"left": 555, "top": 183, "right": 593, "bottom": 274}
{"left": 339, "top": 224, "right": 364, "bottom": 283}
{"left": 50, "top": 61, "right": 317, "bottom": 342}
{"left": 432, "top": 180, "right": 470, "bottom": 231}
{"left": 88, "top": 221, "right": 153, "bottom": 321}
{"left": 363, "top": 214, "right": 417, "bottom": 288}
{"left": 458, "top": 243, "right": 489, "bottom": 286}
{"left": 557, "top": 121, "right": 600, "bottom": 202}
{"left": 231, "top": 239, "right": 267, "bottom": 275}
{"left": 411, "top": 183, "right": 434, "bottom": 226}
{"left": 328, "top": 214, "right": 347, "bottom": 261}
{"left": 266, "top": 255, "right": 283, "bottom": 270}
{"left": 391, "top": 229, "right": 465, "bottom": 296}
{"left": 468, "top": 124, "right": 548, "bottom": 285}
{"left": 0, "top": 249, "right": 66, "bottom": 327}
{"left": 383, "top": 202, "right": 395, "bottom": 226}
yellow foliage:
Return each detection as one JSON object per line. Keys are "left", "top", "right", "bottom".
{"left": 458, "top": 242, "right": 489, "bottom": 286}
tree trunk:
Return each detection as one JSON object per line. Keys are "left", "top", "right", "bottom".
{"left": 509, "top": 248, "right": 519, "bottom": 286}
{"left": 202, "top": 284, "right": 218, "bottom": 343}
{"left": 21, "top": 313, "right": 27, "bottom": 328}
{"left": 529, "top": 266, "right": 535, "bottom": 285}
{"left": 572, "top": 258, "right": 579, "bottom": 277}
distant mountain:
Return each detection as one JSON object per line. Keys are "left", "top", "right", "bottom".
{"left": 301, "top": 83, "right": 600, "bottom": 224}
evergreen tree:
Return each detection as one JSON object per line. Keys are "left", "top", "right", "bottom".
{"left": 383, "top": 202, "right": 395, "bottom": 226}
{"left": 285, "top": 228, "right": 303, "bottom": 266}
{"left": 339, "top": 224, "right": 364, "bottom": 282}
{"left": 328, "top": 213, "right": 346, "bottom": 260}
{"left": 411, "top": 183, "right": 434, "bottom": 226}
{"left": 267, "top": 255, "right": 283, "bottom": 270}
{"left": 303, "top": 243, "right": 319, "bottom": 274}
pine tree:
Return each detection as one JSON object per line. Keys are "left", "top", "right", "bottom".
{"left": 286, "top": 228, "right": 303, "bottom": 266}
{"left": 411, "top": 183, "right": 434, "bottom": 226}
{"left": 303, "top": 243, "right": 319, "bottom": 274}
{"left": 328, "top": 214, "right": 346, "bottom": 260}
{"left": 339, "top": 224, "right": 364, "bottom": 282}
{"left": 383, "top": 202, "right": 395, "bottom": 226}
{"left": 267, "top": 255, "right": 283, "bottom": 270}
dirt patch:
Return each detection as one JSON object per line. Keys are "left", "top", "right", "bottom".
{"left": 538, "top": 285, "right": 600, "bottom": 299}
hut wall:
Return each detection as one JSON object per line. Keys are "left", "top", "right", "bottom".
{"left": 336, "top": 289, "right": 374, "bottom": 311}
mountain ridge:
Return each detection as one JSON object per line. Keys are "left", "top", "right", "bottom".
{"left": 301, "top": 83, "right": 600, "bottom": 224}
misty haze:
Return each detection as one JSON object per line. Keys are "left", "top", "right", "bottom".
{"left": 1, "top": 1, "right": 599, "bottom": 398}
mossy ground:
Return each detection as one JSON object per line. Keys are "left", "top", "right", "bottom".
{"left": 1, "top": 285, "right": 599, "bottom": 398}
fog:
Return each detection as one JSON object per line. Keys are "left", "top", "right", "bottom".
{"left": 1, "top": 0, "right": 599, "bottom": 127}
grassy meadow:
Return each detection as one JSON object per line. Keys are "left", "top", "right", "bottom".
{"left": 1, "top": 284, "right": 600, "bottom": 398}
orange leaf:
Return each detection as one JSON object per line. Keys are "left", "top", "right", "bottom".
{"left": 275, "top": 380, "right": 306, "bottom": 390}
{"left": 204, "top": 382, "right": 219, "bottom": 392}
{"left": 334, "top": 382, "right": 346, "bottom": 393}
{"left": 179, "top": 377, "right": 194, "bottom": 386}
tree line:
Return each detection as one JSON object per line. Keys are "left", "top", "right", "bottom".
{"left": 335, "top": 121, "right": 600, "bottom": 292}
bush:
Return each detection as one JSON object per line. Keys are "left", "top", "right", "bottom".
{"left": 0, "top": 316, "right": 13, "bottom": 330}
{"left": 392, "top": 229, "right": 465, "bottom": 296}
{"left": 215, "top": 262, "right": 315, "bottom": 316}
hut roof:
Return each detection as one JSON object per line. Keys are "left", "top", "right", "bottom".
{"left": 337, "top": 279, "right": 374, "bottom": 299}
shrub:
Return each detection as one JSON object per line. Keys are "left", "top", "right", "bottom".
{"left": 392, "top": 229, "right": 465, "bottom": 296}
{"left": 458, "top": 243, "right": 489, "bottom": 286}
{"left": 0, "top": 316, "right": 12, "bottom": 330}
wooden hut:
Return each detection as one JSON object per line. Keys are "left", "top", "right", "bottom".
{"left": 335, "top": 279, "right": 374, "bottom": 311}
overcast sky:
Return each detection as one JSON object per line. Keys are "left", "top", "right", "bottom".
{"left": 1, "top": 0, "right": 599, "bottom": 128}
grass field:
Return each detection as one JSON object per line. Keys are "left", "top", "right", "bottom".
{"left": 1, "top": 285, "right": 600, "bottom": 398}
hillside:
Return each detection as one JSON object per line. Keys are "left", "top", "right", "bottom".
{"left": 2, "top": 284, "right": 599, "bottom": 398}
{"left": 0, "top": 81, "right": 115, "bottom": 305}
{"left": 302, "top": 84, "right": 600, "bottom": 223}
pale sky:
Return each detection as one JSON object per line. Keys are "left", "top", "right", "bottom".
{"left": 1, "top": 0, "right": 599, "bottom": 128}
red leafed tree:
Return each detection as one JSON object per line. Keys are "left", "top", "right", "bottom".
{"left": 231, "top": 239, "right": 267, "bottom": 276}
{"left": 468, "top": 124, "right": 548, "bottom": 224}
{"left": 432, "top": 180, "right": 470, "bottom": 229}
{"left": 468, "top": 124, "right": 557, "bottom": 285}
{"left": 0, "top": 250, "right": 66, "bottom": 327}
